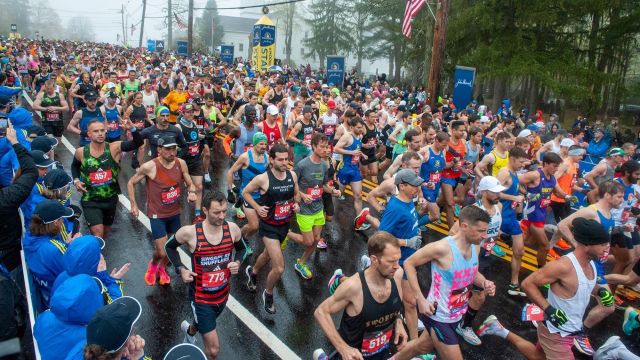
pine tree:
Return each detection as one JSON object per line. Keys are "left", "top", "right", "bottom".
{"left": 196, "top": 0, "right": 224, "bottom": 51}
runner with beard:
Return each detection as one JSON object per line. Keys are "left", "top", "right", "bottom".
{"left": 384, "top": 129, "right": 423, "bottom": 180}
{"left": 233, "top": 92, "right": 263, "bottom": 127}
{"left": 67, "top": 91, "right": 105, "bottom": 146}
{"left": 336, "top": 116, "right": 369, "bottom": 230}
{"left": 360, "top": 110, "right": 380, "bottom": 183}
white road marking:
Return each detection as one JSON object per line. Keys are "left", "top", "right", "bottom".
{"left": 22, "top": 91, "right": 302, "bottom": 360}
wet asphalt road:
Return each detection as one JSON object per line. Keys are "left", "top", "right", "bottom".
{"left": 24, "top": 94, "right": 640, "bottom": 359}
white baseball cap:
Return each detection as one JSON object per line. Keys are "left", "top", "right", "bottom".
{"left": 517, "top": 129, "right": 532, "bottom": 138}
{"left": 477, "top": 176, "right": 506, "bottom": 193}
{"left": 560, "top": 138, "right": 574, "bottom": 147}
{"left": 106, "top": 82, "right": 116, "bottom": 89}
{"left": 480, "top": 115, "right": 490, "bottom": 123}
{"left": 267, "top": 105, "right": 279, "bottom": 116}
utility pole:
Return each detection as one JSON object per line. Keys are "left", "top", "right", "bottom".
{"left": 187, "top": 0, "right": 194, "bottom": 55}
{"left": 426, "top": 0, "right": 449, "bottom": 106}
{"left": 121, "top": 4, "right": 126, "bottom": 46}
{"left": 139, "top": 0, "right": 147, "bottom": 48}
{"left": 168, "top": 0, "right": 173, "bottom": 50}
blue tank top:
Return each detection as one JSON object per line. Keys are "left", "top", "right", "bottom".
{"left": 500, "top": 170, "right": 519, "bottom": 218}
{"left": 79, "top": 107, "right": 105, "bottom": 145}
{"left": 104, "top": 106, "right": 121, "bottom": 138}
{"left": 465, "top": 141, "right": 481, "bottom": 164}
{"left": 420, "top": 147, "right": 445, "bottom": 184}
{"left": 240, "top": 150, "right": 268, "bottom": 199}
{"left": 234, "top": 123, "right": 257, "bottom": 158}
{"left": 524, "top": 168, "right": 556, "bottom": 222}
{"left": 341, "top": 135, "right": 362, "bottom": 168}
{"left": 592, "top": 205, "right": 614, "bottom": 235}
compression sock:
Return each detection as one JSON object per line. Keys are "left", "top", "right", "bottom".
{"left": 463, "top": 307, "right": 478, "bottom": 328}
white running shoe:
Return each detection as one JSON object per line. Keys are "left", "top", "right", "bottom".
{"left": 181, "top": 320, "right": 197, "bottom": 344}
{"left": 456, "top": 323, "right": 482, "bottom": 345}
{"left": 476, "top": 315, "right": 508, "bottom": 339}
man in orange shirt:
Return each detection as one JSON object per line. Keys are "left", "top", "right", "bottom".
{"left": 440, "top": 120, "right": 468, "bottom": 229}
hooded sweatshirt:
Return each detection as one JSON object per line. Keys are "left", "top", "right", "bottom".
{"left": 34, "top": 274, "right": 103, "bottom": 360}
{"left": 22, "top": 230, "right": 67, "bottom": 310}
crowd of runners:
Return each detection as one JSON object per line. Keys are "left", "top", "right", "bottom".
{"left": 0, "top": 37, "right": 639, "bottom": 360}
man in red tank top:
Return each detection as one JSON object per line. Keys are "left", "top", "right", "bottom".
{"left": 127, "top": 136, "right": 197, "bottom": 286}
{"left": 258, "top": 104, "right": 285, "bottom": 148}
{"left": 165, "top": 190, "right": 246, "bottom": 360}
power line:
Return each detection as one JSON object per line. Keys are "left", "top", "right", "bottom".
{"left": 170, "top": 0, "right": 308, "bottom": 14}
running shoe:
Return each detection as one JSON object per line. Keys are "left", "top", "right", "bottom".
{"left": 144, "top": 260, "right": 158, "bottom": 286}
{"left": 181, "top": 320, "right": 197, "bottom": 344}
{"left": 354, "top": 208, "right": 370, "bottom": 230}
{"left": 594, "top": 336, "right": 623, "bottom": 359}
{"left": 360, "top": 255, "right": 371, "bottom": 271}
{"left": 623, "top": 307, "right": 639, "bottom": 336}
{"left": 359, "top": 223, "right": 371, "bottom": 231}
{"left": 295, "top": 259, "right": 312, "bottom": 279}
{"left": 313, "top": 348, "right": 328, "bottom": 360}
{"left": 455, "top": 323, "right": 482, "bottom": 345}
{"left": 615, "top": 294, "right": 627, "bottom": 310}
{"left": 507, "top": 284, "right": 526, "bottom": 297}
{"left": 235, "top": 206, "right": 246, "bottom": 219}
{"left": 454, "top": 204, "right": 461, "bottom": 217}
{"left": 573, "top": 334, "right": 594, "bottom": 356}
{"left": 476, "top": 315, "right": 508, "bottom": 338}
{"left": 245, "top": 265, "right": 257, "bottom": 292}
{"left": 316, "top": 238, "right": 328, "bottom": 249}
{"left": 262, "top": 289, "right": 276, "bottom": 314}
{"left": 328, "top": 269, "right": 344, "bottom": 296}
{"left": 280, "top": 235, "right": 289, "bottom": 251}
{"left": 548, "top": 248, "right": 561, "bottom": 260}
{"left": 556, "top": 238, "right": 572, "bottom": 250}
{"left": 491, "top": 244, "right": 506, "bottom": 257}
{"left": 158, "top": 265, "right": 171, "bottom": 286}
{"left": 192, "top": 214, "right": 205, "bottom": 224}
{"left": 204, "top": 173, "right": 212, "bottom": 184}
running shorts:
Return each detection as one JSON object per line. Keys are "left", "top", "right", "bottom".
{"left": 385, "top": 145, "right": 393, "bottom": 160}
{"left": 500, "top": 216, "right": 523, "bottom": 236}
{"left": 441, "top": 177, "right": 465, "bottom": 188}
{"left": 185, "top": 157, "right": 204, "bottom": 177}
{"left": 259, "top": 221, "right": 290, "bottom": 242}
{"left": 149, "top": 214, "right": 181, "bottom": 240}
{"left": 296, "top": 210, "right": 325, "bottom": 233}
{"left": 337, "top": 165, "right": 362, "bottom": 186}
{"left": 361, "top": 151, "right": 377, "bottom": 166}
{"left": 535, "top": 323, "right": 575, "bottom": 360}
{"left": 81, "top": 196, "right": 119, "bottom": 227}
{"left": 189, "top": 293, "right": 227, "bottom": 334}
{"left": 420, "top": 316, "right": 462, "bottom": 346}
{"left": 42, "top": 121, "right": 64, "bottom": 138}
{"left": 520, "top": 219, "right": 545, "bottom": 229}
{"left": 422, "top": 186, "right": 440, "bottom": 203}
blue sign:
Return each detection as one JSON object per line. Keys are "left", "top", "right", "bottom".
{"left": 176, "top": 40, "right": 188, "bottom": 56}
{"left": 155, "top": 40, "right": 165, "bottom": 52}
{"left": 147, "top": 39, "right": 156, "bottom": 52}
{"left": 452, "top": 66, "right": 475, "bottom": 109}
{"left": 220, "top": 45, "right": 234, "bottom": 65}
{"left": 326, "top": 55, "right": 345, "bottom": 90}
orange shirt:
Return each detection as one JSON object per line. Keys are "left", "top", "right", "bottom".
{"left": 163, "top": 90, "right": 188, "bottom": 123}
{"left": 551, "top": 160, "right": 577, "bottom": 203}
{"left": 443, "top": 138, "right": 467, "bottom": 179}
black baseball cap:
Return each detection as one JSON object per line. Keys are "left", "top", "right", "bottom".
{"left": 27, "top": 124, "right": 47, "bottom": 138}
{"left": 163, "top": 343, "right": 207, "bottom": 360}
{"left": 34, "top": 199, "right": 74, "bottom": 224}
{"left": 86, "top": 296, "right": 142, "bottom": 353}
{"left": 157, "top": 136, "right": 177, "bottom": 147}
{"left": 43, "top": 168, "right": 71, "bottom": 190}
{"left": 0, "top": 95, "right": 14, "bottom": 107}
{"left": 31, "top": 150, "right": 54, "bottom": 168}
{"left": 31, "top": 136, "right": 58, "bottom": 153}
{"left": 107, "top": 91, "right": 118, "bottom": 98}
{"left": 84, "top": 91, "right": 98, "bottom": 101}
{"left": 302, "top": 105, "right": 313, "bottom": 114}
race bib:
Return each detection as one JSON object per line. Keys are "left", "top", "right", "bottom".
{"left": 161, "top": 186, "right": 180, "bottom": 205}
{"left": 540, "top": 198, "right": 551, "bottom": 209}
{"left": 429, "top": 172, "right": 441, "bottom": 183}
{"left": 351, "top": 151, "right": 361, "bottom": 164}
{"left": 274, "top": 200, "right": 292, "bottom": 221}
{"left": 449, "top": 284, "right": 472, "bottom": 317}
{"left": 89, "top": 169, "right": 113, "bottom": 185}
{"left": 324, "top": 125, "right": 335, "bottom": 136}
{"left": 361, "top": 325, "right": 393, "bottom": 356}
{"left": 106, "top": 121, "right": 119, "bottom": 131}
{"left": 521, "top": 303, "right": 545, "bottom": 322}
{"left": 202, "top": 268, "right": 230, "bottom": 291}
{"left": 187, "top": 144, "right": 199, "bottom": 156}
{"left": 303, "top": 133, "right": 312, "bottom": 146}
{"left": 45, "top": 112, "right": 60, "bottom": 121}
{"left": 307, "top": 186, "right": 323, "bottom": 200}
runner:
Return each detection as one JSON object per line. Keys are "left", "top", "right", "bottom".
{"left": 67, "top": 91, "right": 105, "bottom": 146}
{"left": 314, "top": 232, "right": 407, "bottom": 360}
{"left": 70, "top": 119, "right": 142, "bottom": 239}
{"left": 549, "top": 145, "right": 586, "bottom": 223}
{"left": 360, "top": 109, "right": 380, "bottom": 183}
{"left": 163, "top": 79, "right": 189, "bottom": 124}
{"left": 99, "top": 91, "right": 123, "bottom": 142}
{"left": 440, "top": 120, "right": 467, "bottom": 229}
{"left": 585, "top": 148, "right": 626, "bottom": 204}
{"left": 127, "top": 136, "right": 198, "bottom": 286}
{"left": 335, "top": 116, "right": 368, "bottom": 230}
{"left": 287, "top": 105, "right": 316, "bottom": 164}
{"left": 418, "top": 131, "right": 449, "bottom": 224}
{"left": 257, "top": 104, "right": 285, "bottom": 147}
{"left": 176, "top": 103, "right": 206, "bottom": 223}
{"left": 477, "top": 218, "right": 609, "bottom": 360}
{"left": 233, "top": 92, "right": 263, "bottom": 127}
{"left": 392, "top": 206, "right": 495, "bottom": 360}
{"left": 475, "top": 131, "right": 513, "bottom": 178}
{"left": 139, "top": 106, "right": 188, "bottom": 164}
{"left": 32, "top": 79, "right": 69, "bottom": 139}
{"left": 165, "top": 190, "right": 245, "bottom": 360}
{"left": 243, "top": 144, "right": 300, "bottom": 314}
{"left": 384, "top": 129, "right": 423, "bottom": 179}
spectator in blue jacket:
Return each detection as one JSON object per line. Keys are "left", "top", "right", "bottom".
{"left": 23, "top": 199, "right": 75, "bottom": 311}
{"left": 34, "top": 274, "right": 104, "bottom": 360}
{"left": 587, "top": 127, "right": 610, "bottom": 158}
{"left": 0, "top": 73, "right": 22, "bottom": 98}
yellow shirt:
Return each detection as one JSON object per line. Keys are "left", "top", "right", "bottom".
{"left": 490, "top": 149, "right": 509, "bottom": 177}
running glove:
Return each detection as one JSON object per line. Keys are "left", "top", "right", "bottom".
{"left": 597, "top": 288, "right": 614, "bottom": 307}
{"left": 544, "top": 305, "right": 568, "bottom": 327}
{"left": 405, "top": 236, "right": 422, "bottom": 250}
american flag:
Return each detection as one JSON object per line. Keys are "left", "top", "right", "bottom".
{"left": 402, "top": 0, "right": 426, "bottom": 38}
{"left": 174, "top": 12, "right": 187, "bottom": 30}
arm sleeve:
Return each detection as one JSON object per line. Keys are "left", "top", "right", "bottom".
{"left": 119, "top": 128, "right": 143, "bottom": 152}
{"left": 164, "top": 234, "right": 184, "bottom": 271}
{"left": 234, "top": 237, "right": 249, "bottom": 263}
{"left": 71, "top": 155, "right": 81, "bottom": 179}
{"left": 0, "top": 144, "right": 38, "bottom": 208}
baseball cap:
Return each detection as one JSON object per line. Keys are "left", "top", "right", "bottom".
{"left": 84, "top": 91, "right": 98, "bottom": 101}
{"left": 477, "top": 176, "right": 506, "bottom": 193}
{"left": 0, "top": 95, "right": 14, "bottom": 107}
{"left": 164, "top": 343, "right": 207, "bottom": 360}
{"left": 43, "top": 168, "right": 71, "bottom": 190}
{"left": 267, "top": 105, "right": 279, "bottom": 116}
{"left": 327, "top": 100, "right": 336, "bottom": 109}
{"left": 34, "top": 199, "right": 74, "bottom": 224}
{"left": 107, "top": 91, "right": 118, "bottom": 98}
{"left": 560, "top": 138, "right": 574, "bottom": 147}
{"left": 480, "top": 116, "right": 490, "bottom": 123}
{"left": 517, "top": 129, "right": 532, "bottom": 138}
{"left": 27, "top": 125, "right": 47, "bottom": 138}
{"left": 302, "top": 105, "right": 313, "bottom": 114}
{"left": 394, "top": 169, "right": 425, "bottom": 186}
{"left": 321, "top": 84, "right": 329, "bottom": 89}
{"left": 86, "top": 296, "right": 142, "bottom": 353}
{"left": 181, "top": 103, "right": 194, "bottom": 113}
{"left": 106, "top": 82, "right": 116, "bottom": 89}
{"left": 157, "top": 136, "right": 178, "bottom": 147}
{"left": 31, "top": 136, "right": 58, "bottom": 153}
{"left": 156, "top": 106, "right": 170, "bottom": 116}
{"left": 397, "top": 105, "right": 407, "bottom": 112}
{"left": 321, "top": 89, "right": 330, "bottom": 96}
{"left": 399, "top": 100, "right": 407, "bottom": 106}
{"left": 31, "top": 150, "right": 54, "bottom": 168}
{"left": 608, "top": 147, "right": 625, "bottom": 157}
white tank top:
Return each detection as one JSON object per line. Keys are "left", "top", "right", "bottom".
{"left": 474, "top": 201, "right": 501, "bottom": 239}
{"left": 546, "top": 253, "right": 596, "bottom": 336}
{"left": 142, "top": 91, "right": 157, "bottom": 118}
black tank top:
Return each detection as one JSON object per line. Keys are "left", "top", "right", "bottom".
{"left": 157, "top": 83, "right": 171, "bottom": 100}
{"left": 272, "top": 89, "right": 284, "bottom": 104}
{"left": 213, "top": 88, "right": 226, "bottom": 103}
{"left": 131, "top": 103, "right": 147, "bottom": 122}
{"left": 179, "top": 120, "right": 201, "bottom": 159}
{"left": 362, "top": 123, "right": 378, "bottom": 156}
{"left": 260, "top": 168, "right": 295, "bottom": 225}
{"left": 338, "top": 271, "right": 402, "bottom": 359}
{"left": 191, "top": 221, "right": 234, "bottom": 305}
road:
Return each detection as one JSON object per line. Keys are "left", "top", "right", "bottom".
{"left": 22, "top": 93, "right": 640, "bottom": 359}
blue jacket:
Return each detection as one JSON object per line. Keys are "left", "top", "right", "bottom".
{"left": 587, "top": 138, "right": 609, "bottom": 158}
{"left": 53, "top": 235, "right": 124, "bottom": 301}
{"left": 0, "top": 85, "right": 22, "bottom": 98}
{"left": 34, "top": 274, "right": 104, "bottom": 360}
{"left": 23, "top": 231, "right": 67, "bottom": 310}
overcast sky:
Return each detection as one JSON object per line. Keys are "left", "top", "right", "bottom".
{"left": 47, "top": 0, "right": 262, "bottom": 44}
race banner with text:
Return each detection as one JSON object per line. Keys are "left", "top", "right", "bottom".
{"left": 326, "top": 56, "right": 345, "bottom": 90}
{"left": 220, "top": 45, "right": 234, "bottom": 65}
{"left": 452, "top": 66, "right": 476, "bottom": 109}
{"left": 252, "top": 15, "right": 276, "bottom": 73}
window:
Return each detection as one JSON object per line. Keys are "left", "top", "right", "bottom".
{"left": 239, "top": 43, "right": 244, "bottom": 51}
